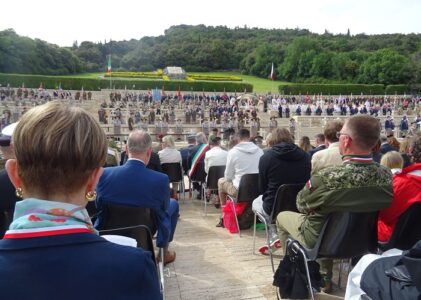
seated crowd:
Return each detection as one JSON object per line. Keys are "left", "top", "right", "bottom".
{"left": 0, "top": 100, "right": 420, "bottom": 299}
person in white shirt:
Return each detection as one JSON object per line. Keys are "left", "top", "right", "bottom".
{"left": 158, "top": 135, "right": 182, "bottom": 198}
{"left": 158, "top": 135, "right": 182, "bottom": 165}
{"left": 216, "top": 129, "right": 264, "bottom": 227}
{"left": 204, "top": 136, "right": 227, "bottom": 174}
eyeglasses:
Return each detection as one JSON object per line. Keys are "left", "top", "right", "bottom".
{"left": 336, "top": 132, "right": 351, "bottom": 139}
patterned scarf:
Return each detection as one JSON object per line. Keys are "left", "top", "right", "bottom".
{"left": 4, "top": 198, "right": 96, "bottom": 239}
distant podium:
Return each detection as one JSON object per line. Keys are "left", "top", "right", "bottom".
{"left": 163, "top": 66, "right": 186, "bottom": 80}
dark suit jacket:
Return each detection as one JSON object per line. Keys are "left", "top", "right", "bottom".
{"left": 180, "top": 144, "right": 195, "bottom": 174}
{"left": 0, "top": 170, "right": 20, "bottom": 237}
{"left": 0, "top": 232, "right": 161, "bottom": 299}
{"left": 380, "top": 143, "right": 396, "bottom": 154}
{"left": 308, "top": 144, "right": 326, "bottom": 159}
{"left": 147, "top": 152, "right": 163, "bottom": 173}
{"left": 95, "top": 159, "right": 171, "bottom": 247}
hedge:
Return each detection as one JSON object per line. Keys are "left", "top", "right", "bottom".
{"left": 278, "top": 83, "right": 385, "bottom": 95}
{"left": 187, "top": 74, "right": 242, "bottom": 81}
{"left": 0, "top": 73, "right": 253, "bottom": 92}
{"left": 104, "top": 72, "right": 161, "bottom": 79}
{"left": 385, "top": 85, "right": 411, "bottom": 94}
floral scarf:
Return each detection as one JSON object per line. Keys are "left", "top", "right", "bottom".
{"left": 4, "top": 198, "right": 96, "bottom": 239}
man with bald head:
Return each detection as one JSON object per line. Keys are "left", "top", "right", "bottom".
{"left": 277, "top": 115, "right": 393, "bottom": 293}
{"left": 96, "top": 129, "right": 179, "bottom": 265}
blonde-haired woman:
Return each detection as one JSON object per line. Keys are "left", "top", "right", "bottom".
{"left": 0, "top": 101, "right": 161, "bottom": 299}
{"left": 380, "top": 151, "right": 404, "bottom": 174}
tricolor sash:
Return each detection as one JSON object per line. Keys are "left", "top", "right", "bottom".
{"left": 188, "top": 144, "right": 209, "bottom": 177}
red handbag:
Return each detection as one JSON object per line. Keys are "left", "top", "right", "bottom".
{"left": 222, "top": 199, "right": 248, "bottom": 234}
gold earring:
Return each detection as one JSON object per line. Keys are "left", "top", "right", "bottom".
{"left": 85, "top": 191, "right": 97, "bottom": 202}
{"left": 15, "top": 187, "right": 23, "bottom": 199}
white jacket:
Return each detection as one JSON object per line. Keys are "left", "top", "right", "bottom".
{"left": 158, "top": 147, "right": 182, "bottom": 164}
{"left": 204, "top": 146, "right": 228, "bottom": 174}
{"left": 225, "top": 141, "right": 263, "bottom": 188}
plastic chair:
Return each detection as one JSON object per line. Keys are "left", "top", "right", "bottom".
{"left": 99, "top": 225, "right": 164, "bottom": 297}
{"left": 227, "top": 173, "right": 260, "bottom": 237}
{"left": 287, "top": 211, "right": 379, "bottom": 300}
{"left": 100, "top": 204, "right": 164, "bottom": 296}
{"left": 379, "top": 202, "right": 421, "bottom": 252}
{"left": 201, "top": 165, "right": 226, "bottom": 215}
{"left": 101, "top": 203, "right": 157, "bottom": 235}
{"left": 252, "top": 183, "right": 305, "bottom": 272}
{"left": 161, "top": 162, "right": 186, "bottom": 201}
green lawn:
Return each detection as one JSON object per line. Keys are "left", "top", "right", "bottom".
{"left": 51, "top": 71, "right": 290, "bottom": 93}
{"left": 187, "top": 71, "right": 290, "bottom": 93}
{"left": 59, "top": 73, "right": 103, "bottom": 79}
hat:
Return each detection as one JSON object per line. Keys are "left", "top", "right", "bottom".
{"left": 0, "top": 122, "right": 18, "bottom": 147}
{"left": 209, "top": 135, "right": 221, "bottom": 145}
{"left": 187, "top": 135, "right": 196, "bottom": 142}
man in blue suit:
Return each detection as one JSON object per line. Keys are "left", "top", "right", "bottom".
{"left": 96, "top": 130, "right": 179, "bottom": 265}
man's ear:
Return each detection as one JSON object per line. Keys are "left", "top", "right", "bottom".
{"left": 5, "top": 159, "right": 22, "bottom": 189}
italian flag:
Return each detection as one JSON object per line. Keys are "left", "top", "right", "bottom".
{"left": 107, "top": 55, "right": 112, "bottom": 74}
{"left": 270, "top": 62, "right": 275, "bottom": 81}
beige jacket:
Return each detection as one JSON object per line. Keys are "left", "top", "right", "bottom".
{"left": 311, "top": 142, "right": 342, "bottom": 175}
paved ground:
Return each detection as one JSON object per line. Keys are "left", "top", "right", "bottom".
{"left": 164, "top": 197, "right": 346, "bottom": 300}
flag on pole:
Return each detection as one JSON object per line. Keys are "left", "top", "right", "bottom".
{"left": 269, "top": 63, "right": 275, "bottom": 81}
{"left": 177, "top": 86, "right": 182, "bottom": 100}
{"left": 107, "top": 55, "right": 112, "bottom": 74}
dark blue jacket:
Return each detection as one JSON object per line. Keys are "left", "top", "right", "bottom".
{"left": 0, "top": 232, "right": 161, "bottom": 299}
{"left": 258, "top": 143, "right": 311, "bottom": 215}
{"left": 95, "top": 159, "right": 171, "bottom": 247}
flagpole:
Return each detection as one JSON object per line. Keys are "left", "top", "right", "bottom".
{"left": 108, "top": 55, "right": 112, "bottom": 90}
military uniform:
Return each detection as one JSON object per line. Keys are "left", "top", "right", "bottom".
{"left": 277, "top": 156, "right": 393, "bottom": 281}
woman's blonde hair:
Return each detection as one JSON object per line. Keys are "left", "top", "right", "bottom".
{"left": 399, "top": 136, "right": 411, "bottom": 153}
{"left": 162, "top": 135, "right": 175, "bottom": 148}
{"left": 13, "top": 101, "right": 107, "bottom": 195}
{"left": 380, "top": 151, "right": 403, "bottom": 170}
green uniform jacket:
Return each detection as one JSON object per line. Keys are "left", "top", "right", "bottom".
{"left": 297, "top": 159, "right": 393, "bottom": 247}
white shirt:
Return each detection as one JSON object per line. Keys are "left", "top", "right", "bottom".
{"left": 158, "top": 147, "right": 182, "bottom": 164}
{"left": 204, "top": 146, "right": 228, "bottom": 173}
{"left": 225, "top": 141, "right": 263, "bottom": 188}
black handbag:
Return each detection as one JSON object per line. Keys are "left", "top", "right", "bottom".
{"left": 273, "top": 241, "right": 322, "bottom": 299}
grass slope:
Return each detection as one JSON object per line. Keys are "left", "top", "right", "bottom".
{"left": 189, "top": 72, "right": 290, "bottom": 93}
{"left": 32, "top": 71, "right": 291, "bottom": 93}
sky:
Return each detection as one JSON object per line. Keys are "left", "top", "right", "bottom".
{"left": 1, "top": 0, "right": 420, "bottom": 47}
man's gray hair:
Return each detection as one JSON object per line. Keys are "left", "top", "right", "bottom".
{"left": 196, "top": 132, "right": 207, "bottom": 144}
{"left": 128, "top": 129, "right": 152, "bottom": 154}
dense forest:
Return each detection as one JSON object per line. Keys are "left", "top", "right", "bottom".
{"left": 0, "top": 25, "right": 420, "bottom": 85}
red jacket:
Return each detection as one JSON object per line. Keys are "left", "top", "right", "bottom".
{"left": 378, "top": 163, "right": 421, "bottom": 242}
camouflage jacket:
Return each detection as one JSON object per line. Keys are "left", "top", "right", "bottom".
{"left": 297, "top": 157, "right": 393, "bottom": 246}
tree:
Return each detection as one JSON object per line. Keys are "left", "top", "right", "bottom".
{"left": 359, "top": 49, "right": 412, "bottom": 84}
